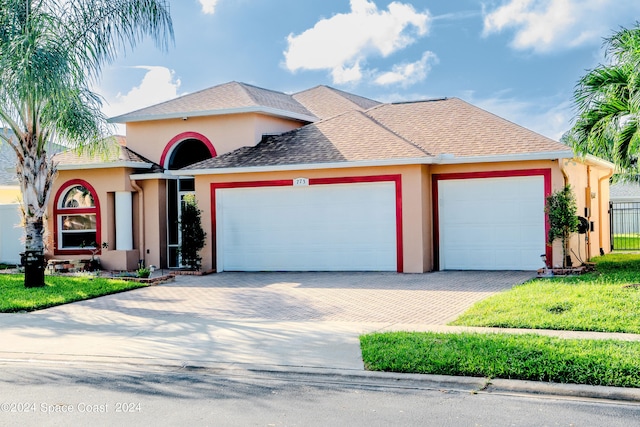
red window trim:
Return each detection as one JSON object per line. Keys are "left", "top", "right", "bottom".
{"left": 53, "top": 179, "right": 102, "bottom": 256}
{"left": 431, "top": 168, "right": 553, "bottom": 270}
{"left": 210, "top": 174, "right": 404, "bottom": 272}
{"left": 160, "top": 131, "right": 217, "bottom": 169}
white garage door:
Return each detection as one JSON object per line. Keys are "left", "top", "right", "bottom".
{"left": 438, "top": 176, "right": 545, "bottom": 270}
{"left": 216, "top": 182, "right": 397, "bottom": 271}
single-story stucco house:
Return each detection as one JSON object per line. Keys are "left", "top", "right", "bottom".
{"left": 47, "top": 81, "right": 614, "bottom": 273}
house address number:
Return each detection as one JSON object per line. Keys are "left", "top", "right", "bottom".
{"left": 293, "top": 178, "right": 309, "bottom": 186}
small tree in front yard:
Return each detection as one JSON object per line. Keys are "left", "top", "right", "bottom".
{"left": 545, "top": 185, "right": 579, "bottom": 268}
{"left": 180, "top": 194, "right": 206, "bottom": 270}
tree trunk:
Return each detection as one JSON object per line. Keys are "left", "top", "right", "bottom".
{"left": 17, "top": 145, "right": 56, "bottom": 288}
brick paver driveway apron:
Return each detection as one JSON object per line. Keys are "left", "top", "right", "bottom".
{"left": 0, "top": 271, "right": 534, "bottom": 370}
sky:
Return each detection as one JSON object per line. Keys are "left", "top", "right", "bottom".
{"left": 96, "top": 0, "right": 640, "bottom": 140}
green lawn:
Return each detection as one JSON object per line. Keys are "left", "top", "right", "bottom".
{"left": 360, "top": 253, "right": 640, "bottom": 385}
{"left": 360, "top": 332, "right": 640, "bottom": 387}
{"left": 0, "top": 274, "right": 149, "bottom": 312}
{"left": 450, "top": 253, "right": 640, "bottom": 333}
{"left": 613, "top": 234, "right": 640, "bottom": 250}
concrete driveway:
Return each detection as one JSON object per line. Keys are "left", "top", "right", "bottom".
{"left": 0, "top": 271, "right": 534, "bottom": 370}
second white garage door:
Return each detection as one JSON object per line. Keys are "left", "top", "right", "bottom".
{"left": 438, "top": 176, "right": 545, "bottom": 270}
{"left": 215, "top": 182, "right": 398, "bottom": 272}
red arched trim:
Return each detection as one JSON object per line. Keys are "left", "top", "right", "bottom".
{"left": 210, "top": 175, "right": 403, "bottom": 272}
{"left": 432, "top": 169, "right": 552, "bottom": 271}
{"left": 53, "top": 179, "right": 102, "bottom": 256}
{"left": 160, "top": 131, "right": 217, "bottom": 169}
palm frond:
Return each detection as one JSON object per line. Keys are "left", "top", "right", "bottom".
{"left": 605, "top": 22, "right": 640, "bottom": 67}
{"left": 614, "top": 117, "right": 640, "bottom": 168}
{"left": 60, "top": 0, "right": 174, "bottom": 79}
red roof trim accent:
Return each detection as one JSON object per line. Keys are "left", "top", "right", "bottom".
{"left": 210, "top": 174, "right": 403, "bottom": 272}
{"left": 432, "top": 169, "right": 553, "bottom": 270}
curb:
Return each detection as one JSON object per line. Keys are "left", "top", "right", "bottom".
{"left": 2, "top": 354, "right": 638, "bottom": 403}
{"left": 487, "top": 378, "right": 640, "bottom": 403}
{"left": 224, "top": 364, "right": 640, "bottom": 403}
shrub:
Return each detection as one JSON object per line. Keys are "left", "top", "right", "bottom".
{"left": 136, "top": 267, "right": 151, "bottom": 278}
{"left": 180, "top": 194, "right": 206, "bottom": 270}
{"left": 545, "top": 185, "right": 579, "bottom": 268}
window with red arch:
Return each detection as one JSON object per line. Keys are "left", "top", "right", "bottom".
{"left": 54, "top": 180, "right": 101, "bottom": 253}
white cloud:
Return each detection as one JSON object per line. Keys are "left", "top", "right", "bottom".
{"left": 462, "top": 90, "right": 573, "bottom": 140}
{"left": 483, "top": 0, "right": 640, "bottom": 53}
{"left": 284, "top": 0, "right": 430, "bottom": 84}
{"left": 198, "top": 0, "right": 219, "bottom": 15}
{"left": 98, "top": 66, "right": 182, "bottom": 133}
{"left": 374, "top": 51, "right": 438, "bottom": 86}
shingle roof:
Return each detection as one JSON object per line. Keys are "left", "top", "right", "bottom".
{"left": 610, "top": 182, "right": 640, "bottom": 199}
{"left": 54, "top": 137, "right": 161, "bottom": 171}
{"left": 187, "top": 110, "right": 430, "bottom": 170}
{"left": 110, "top": 81, "right": 317, "bottom": 123}
{"left": 366, "top": 98, "right": 570, "bottom": 158}
{"left": 185, "top": 97, "right": 572, "bottom": 171}
{"left": 292, "top": 85, "right": 381, "bottom": 120}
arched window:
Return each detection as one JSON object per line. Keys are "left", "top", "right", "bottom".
{"left": 54, "top": 180, "right": 101, "bottom": 252}
{"left": 160, "top": 131, "right": 217, "bottom": 170}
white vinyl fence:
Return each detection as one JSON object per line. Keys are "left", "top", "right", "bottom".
{"left": 0, "top": 204, "right": 24, "bottom": 265}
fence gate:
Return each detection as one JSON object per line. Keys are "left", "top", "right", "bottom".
{"left": 610, "top": 201, "right": 640, "bottom": 250}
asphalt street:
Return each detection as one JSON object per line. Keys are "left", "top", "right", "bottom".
{"left": 0, "top": 363, "right": 638, "bottom": 427}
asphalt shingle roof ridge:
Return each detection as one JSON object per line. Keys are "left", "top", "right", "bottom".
{"left": 110, "top": 81, "right": 317, "bottom": 122}
{"left": 292, "top": 85, "right": 380, "bottom": 120}
{"left": 362, "top": 103, "right": 435, "bottom": 157}
{"left": 444, "top": 97, "right": 564, "bottom": 145}
{"left": 316, "top": 85, "right": 381, "bottom": 108}
{"left": 110, "top": 82, "right": 231, "bottom": 119}
{"left": 239, "top": 82, "right": 316, "bottom": 117}
{"left": 239, "top": 81, "right": 288, "bottom": 100}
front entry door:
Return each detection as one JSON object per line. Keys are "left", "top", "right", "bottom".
{"left": 167, "top": 178, "right": 195, "bottom": 268}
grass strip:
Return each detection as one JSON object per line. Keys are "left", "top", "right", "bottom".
{"left": 0, "top": 274, "right": 149, "bottom": 312}
{"left": 360, "top": 332, "right": 640, "bottom": 388}
{"left": 450, "top": 253, "right": 640, "bottom": 334}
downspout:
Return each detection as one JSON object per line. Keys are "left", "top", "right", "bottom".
{"left": 585, "top": 166, "right": 592, "bottom": 260}
{"left": 559, "top": 159, "right": 569, "bottom": 185}
{"left": 130, "top": 180, "right": 145, "bottom": 266}
{"left": 598, "top": 168, "right": 614, "bottom": 255}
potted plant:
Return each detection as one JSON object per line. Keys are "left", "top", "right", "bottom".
{"left": 137, "top": 267, "right": 151, "bottom": 278}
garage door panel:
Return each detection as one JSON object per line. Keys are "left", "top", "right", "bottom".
{"left": 439, "top": 176, "right": 545, "bottom": 271}
{"left": 217, "top": 182, "right": 397, "bottom": 272}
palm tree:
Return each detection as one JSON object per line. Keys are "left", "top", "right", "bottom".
{"left": 0, "top": 1, "right": 173, "bottom": 287}
{"left": 571, "top": 23, "right": 640, "bottom": 178}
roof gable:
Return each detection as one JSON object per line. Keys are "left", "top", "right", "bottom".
{"left": 110, "top": 81, "right": 317, "bottom": 123}
{"left": 187, "top": 110, "right": 430, "bottom": 170}
{"left": 292, "top": 85, "right": 381, "bottom": 120}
